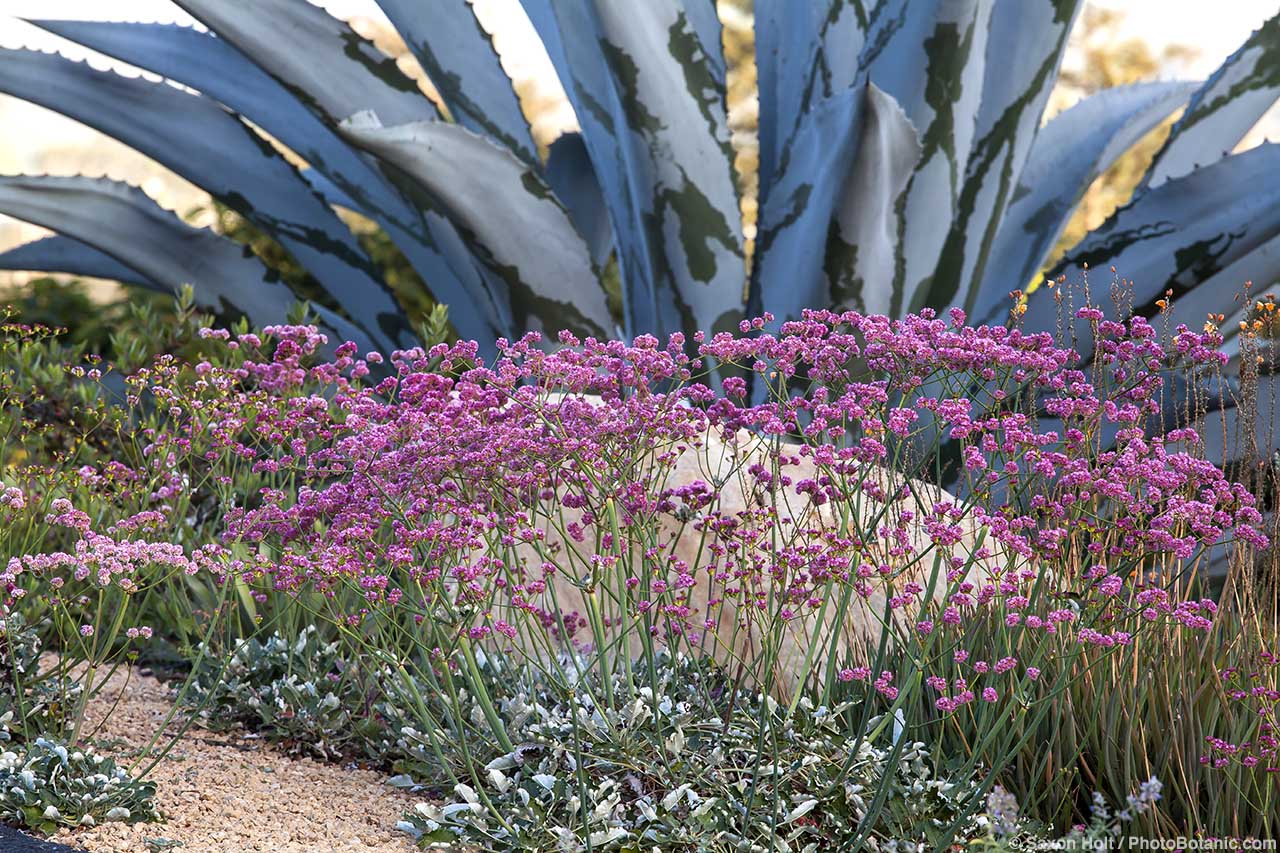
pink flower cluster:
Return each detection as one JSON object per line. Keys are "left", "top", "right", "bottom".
{"left": 0, "top": 485, "right": 24, "bottom": 510}
{"left": 93, "top": 308, "right": 1251, "bottom": 708}
{"left": 2, "top": 498, "right": 220, "bottom": 603}
{"left": 1201, "top": 652, "right": 1280, "bottom": 772}
{"left": 7, "top": 306, "right": 1261, "bottom": 717}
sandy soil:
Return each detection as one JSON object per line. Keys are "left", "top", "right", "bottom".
{"left": 48, "top": 667, "right": 422, "bottom": 853}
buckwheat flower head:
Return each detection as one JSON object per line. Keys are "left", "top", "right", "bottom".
{"left": 0, "top": 486, "right": 24, "bottom": 510}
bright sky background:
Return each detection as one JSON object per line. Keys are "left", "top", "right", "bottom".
{"left": 1089, "top": 0, "right": 1278, "bottom": 76}
{"left": 0, "top": 0, "right": 553, "bottom": 80}
{"left": 1, "top": 0, "right": 1277, "bottom": 245}
{"left": 4, "top": 0, "right": 1276, "bottom": 80}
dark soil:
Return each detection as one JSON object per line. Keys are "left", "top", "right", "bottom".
{"left": 0, "top": 824, "right": 86, "bottom": 852}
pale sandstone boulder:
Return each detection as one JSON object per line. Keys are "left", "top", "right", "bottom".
{"left": 502, "top": 411, "right": 1002, "bottom": 701}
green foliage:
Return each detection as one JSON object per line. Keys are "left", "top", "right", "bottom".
{"left": 0, "top": 623, "right": 153, "bottom": 836}
{"left": 181, "top": 624, "right": 504, "bottom": 779}
{"left": 183, "top": 627, "right": 361, "bottom": 760}
{"left": 389, "top": 648, "right": 977, "bottom": 845}
{"left": 1, "top": 314, "right": 116, "bottom": 472}
{"left": 1, "top": 293, "right": 340, "bottom": 752}
{"left": 395, "top": 653, "right": 979, "bottom": 852}
{"left": 0, "top": 616, "right": 81, "bottom": 743}
{"left": 0, "top": 284, "right": 228, "bottom": 475}
{"left": 0, "top": 279, "right": 174, "bottom": 361}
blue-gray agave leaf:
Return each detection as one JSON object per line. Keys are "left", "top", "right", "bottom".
{"left": 171, "top": 0, "right": 437, "bottom": 126}
{"left": 0, "top": 47, "right": 408, "bottom": 354}
{"left": 938, "top": 0, "right": 1082, "bottom": 314}
{"left": 754, "top": 1, "right": 873, "bottom": 201}
{"left": 24, "top": 20, "right": 387, "bottom": 195}
{"left": 1157, "top": 232, "right": 1280, "bottom": 344}
{"left": 377, "top": 0, "right": 538, "bottom": 164}
{"left": 544, "top": 132, "right": 614, "bottom": 267}
{"left": 172, "top": 0, "right": 520, "bottom": 347}
{"left": 856, "top": 0, "right": 996, "bottom": 317}
{"left": 971, "top": 81, "right": 1197, "bottom": 326}
{"left": 753, "top": 2, "right": 813, "bottom": 198}
{"left": 1028, "top": 143, "right": 1280, "bottom": 350}
{"left": 339, "top": 113, "right": 613, "bottom": 340}
{"left": 0, "top": 176, "right": 370, "bottom": 352}
{"left": 299, "top": 168, "right": 364, "bottom": 215}
{"left": 1139, "top": 12, "right": 1280, "bottom": 191}
{"left": 752, "top": 82, "right": 921, "bottom": 323}
{"left": 25, "top": 18, "right": 508, "bottom": 350}
{"left": 0, "top": 235, "right": 159, "bottom": 291}
{"left": 524, "top": 0, "right": 744, "bottom": 339}
{"left": 683, "top": 0, "right": 727, "bottom": 85}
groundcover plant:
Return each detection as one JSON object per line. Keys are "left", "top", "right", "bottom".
{"left": 1, "top": 288, "right": 1277, "bottom": 849}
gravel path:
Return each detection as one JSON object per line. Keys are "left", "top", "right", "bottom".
{"left": 47, "top": 668, "right": 422, "bottom": 853}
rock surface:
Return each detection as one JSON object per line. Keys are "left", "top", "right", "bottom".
{"left": 538, "top": 426, "right": 1002, "bottom": 699}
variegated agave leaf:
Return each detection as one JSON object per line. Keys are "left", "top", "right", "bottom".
{"left": 751, "top": 82, "right": 921, "bottom": 323}
{"left": 971, "top": 81, "right": 1197, "bottom": 326}
{"left": 165, "top": 0, "right": 519, "bottom": 345}
{"left": 298, "top": 169, "right": 363, "bottom": 215}
{"left": 756, "top": 2, "right": 843, "bottom": 198}
{"left": 544, "top": 132, "right": 615, "bottom": 268}
{"left": 25, "top": 20, "right": 382, "bottom": 217}
{"left": 0, "top": 176, "right": 370, "bottom": 353}
{"left": 524, "top": 0, "right": 744, "bottom": 339}
{"left": 171, "top": 0, "right": 437, "bottom": 126}
{"left": 1028, "top": 143, "right": 1280, "bottom": 356}
{"left": 756, "top": 1, "right": 886, "bottom": 205}
{"left": 683, "top": 0, "right": 728, "bottom": 85}
{"left": 938, "top": 0, "right": 1083, "bottom": 315}
{"left": 27, "top": 18, "right": 510, "bottom": 351}
{"left": 1012, "top": 10, "right": 1280, "bottom": 335}
{"left": 1139, "top": 12, "right": 1280, "bottom": 191}
{"left": 0, "top": 46, "right": 409, "bottom": 355}
{"left": 376, "top": 0, "right": 539, "bottom": 165}
{"left": 0, "top": 235, "right": 159, "bottom": 291}
{"left": 856, "top": 0, "right": 995, "bottom": 317}
{"left": 168, "top": 0, "right": 522, "bottom": 346}
{"left": 339, "top": 113, "right": 613, "bottom": 340}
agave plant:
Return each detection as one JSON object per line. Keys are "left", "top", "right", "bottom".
{"left": 0, "top": 0, "right": 1275, "bottom": 363}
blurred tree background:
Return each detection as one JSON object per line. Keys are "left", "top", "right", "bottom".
{"left": 1045, "top": 6, "right": 1199, "bottom": 267}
